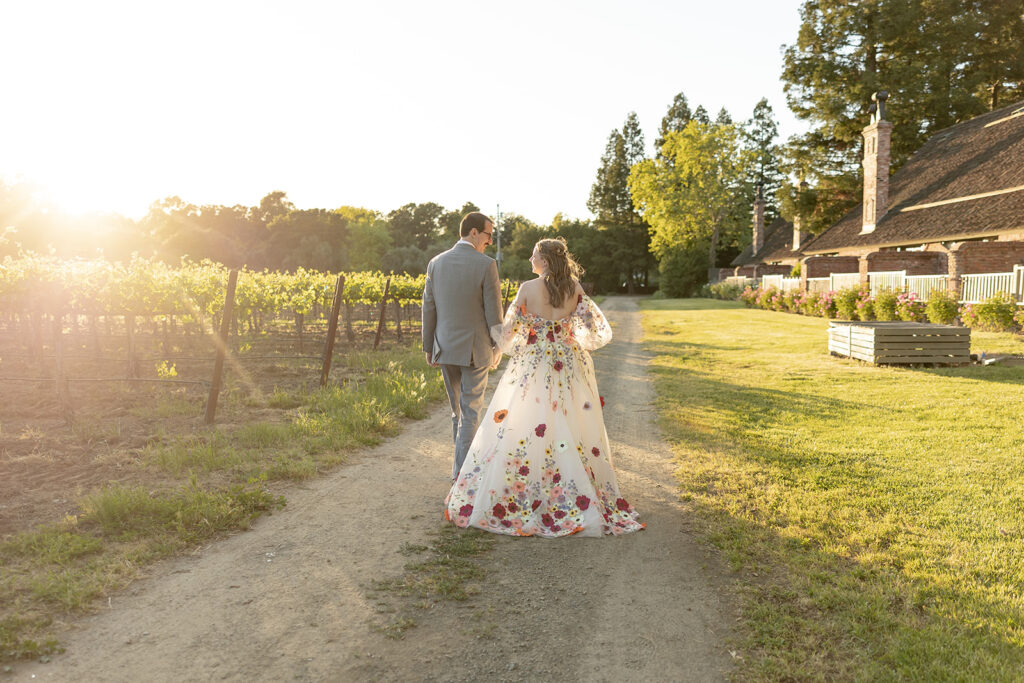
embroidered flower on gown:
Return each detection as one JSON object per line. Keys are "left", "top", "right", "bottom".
{"left": 444, "top": 294, "right": 643, "bottom": 538}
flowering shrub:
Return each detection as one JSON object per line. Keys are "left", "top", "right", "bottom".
{"left": 755, "top": 286, "right": 780, "bottom": 310}
{"left": 873, "top": 290, "right": 899, "bottom": 321}
{"left": 815, "top": 291, "right": 838, "bottom": 318}
{"left": 834, "top": 286, "right": 861, "bottom": 320}
{"left": 895, "top": 292, "right": 927, "bottom": 322}
{"left": 708, "top": 282, "right": 746, "bottom": 300}
{"left": 739, "top": 285, "right": 759, "bottom": 307}
{"left": 926, "top": 290, "right": 959, "bottom": 324}
{"left": 1015, "top": 306, "right": 1024, "bottom": 331}
{"left": 782, "top": 290, "right": 800, "bottom": 313}
{"left": 855, "top": 288, "right": 875, "bottom": 321}
{"left": 962, "top": 292, "right": 1019, "bottom": 331}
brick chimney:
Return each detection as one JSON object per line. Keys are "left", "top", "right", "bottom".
{"left": 861, "top": 91, "right": 893, "bottom": 234}
{"left": 752, "top": 182, "right": 765, "bottom": 254}
{"left": 792, "top": 180, "right": 807, "bottom": 251}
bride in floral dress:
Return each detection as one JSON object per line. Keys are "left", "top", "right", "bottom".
{"left": 444, "top": 238, "right": 644, "bottom": 538}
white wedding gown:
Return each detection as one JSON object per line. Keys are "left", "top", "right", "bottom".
{"left": 444, "top": 294, "right": 644, "bottom": 538}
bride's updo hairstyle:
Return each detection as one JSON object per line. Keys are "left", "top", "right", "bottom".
{"left": 535, "top": 237, "right": 584, "bottom": 309}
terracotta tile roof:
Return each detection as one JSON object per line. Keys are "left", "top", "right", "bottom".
{"left": 804, "top": 98, "right": 1024, "bottom": 254}
{"left": 731, "top": 217, "right": 807, "bottom": 265}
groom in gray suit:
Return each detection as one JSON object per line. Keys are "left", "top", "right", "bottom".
{"left": 422, "top": 212, "right": 503, "bottom": 479}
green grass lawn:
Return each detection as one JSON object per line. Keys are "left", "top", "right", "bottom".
{"left": 641, "top": 298, "right": 1024, "bottom": 681}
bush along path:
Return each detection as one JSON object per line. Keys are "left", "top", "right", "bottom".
{"left": 12, "top": 297, "right": 735, "bottom": 682}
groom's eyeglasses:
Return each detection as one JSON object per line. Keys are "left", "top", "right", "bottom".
{"left": 480, "top": 230, "right": 493, "bottom": 243}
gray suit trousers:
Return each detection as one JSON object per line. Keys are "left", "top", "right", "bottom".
{"left": 440, "top": 363, "right": 490, "bottom": 479}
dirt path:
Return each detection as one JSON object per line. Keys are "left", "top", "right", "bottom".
{"left": 15, "top": 297, "right": 735, "bottom": 682}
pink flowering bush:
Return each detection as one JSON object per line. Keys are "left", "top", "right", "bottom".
{"left": 895, "top": 292, "right": 927, "bottom": 322}
{"left": 755, "top": 286, "right": 780, "bottom": 310}
{"left": 782, "top": 290, "right": 801, "bottom": 313}
{"left": 834, "top": 286, "right": 862, "bottom": 320}
{"left": 854, "top": 288, "right": 875, "bottom": 321}
{"left": 740, "top": 285, "right": 758, "bottom": 307}
{"left": 815, "top": 291, "right": 838, "bottom": 318}
{"left": 962, "top": 292, "right": 1018, "bottom": 331}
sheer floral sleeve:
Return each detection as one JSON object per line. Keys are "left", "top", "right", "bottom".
{"left": 570, "top": 294, "right": 612, "bottom": 351}
{"left": 490, "top": 302, "right": 529, "bottom": 356}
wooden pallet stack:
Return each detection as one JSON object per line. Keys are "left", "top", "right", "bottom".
{"left": 828, "top": 321, "right": 971, "bottom": 366}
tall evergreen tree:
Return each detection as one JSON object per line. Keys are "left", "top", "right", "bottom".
{"left": 744, "top": 98, "right": 783, "bottom": 223}
{"left": 588, "top": 113, "right": 653, "bottom": 292}
{"left": 715, "top": 107, "right": 733, "bottom": 126}
{"left": 655, "top": 92, "right": 693, "bottom": 153}
{"left": 692, "top": 105, "right": 711, "bottom": 124}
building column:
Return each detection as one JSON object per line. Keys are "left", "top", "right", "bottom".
{"left": 858, "top": 254, "right": 870, "bottom": 286}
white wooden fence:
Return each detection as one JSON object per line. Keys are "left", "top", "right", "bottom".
{"left": 723, "top": 276, "right": 756, "bottom": 289}
{"left": 868, "top": 270, "right": 906, "bottom": 295}
{"left": 806, "top": 277, "right": 830, "bottom": 294}
{"left": 830, "top": 273, "right": 861, "bottom": 290}
{"left": 960, "top": 265, "right": 1024, "bottom": 303}
{"left": 904, "top": 275, "right": 947, "bottom": 301}
{"left": 750, "top": 265, "right": 1022, "bottom": 304}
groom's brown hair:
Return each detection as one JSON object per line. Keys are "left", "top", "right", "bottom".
{"left": 459, "top": 212, "right": 492, "bottom": 237}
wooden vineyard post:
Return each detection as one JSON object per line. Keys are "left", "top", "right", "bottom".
{"left": 126, "top": 314, "right": 139, "bottom": 378}
{"left": 52, "top": 304, "right": 74, "bottom": 423}
{"left": 393, "top": 296, "right": 403, "bottom": 341}
{"left": 373, "top": 277, "right": 392, "bottom": 350}
{"left": 205, "top": 269, "right": 239, "bottom": 424}
{"left": 344, "top": 300, "right": 355, "bottom": 342}
{"left": 320, "top": 274, "right": 346, "bottom": 387}
{"left": 295, "top": 312, "right": 304, "bottom": 353}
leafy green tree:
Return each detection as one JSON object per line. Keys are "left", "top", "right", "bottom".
{"left": 266, "top": 209, "right": 349, "bottom": 272}
{"left": 715, "top": 107, "right": 733, "bottom": 125}
{"left": 629, "top": 120, "right": 753, "bottom": 292}
{"left": 335, "top": 206, "right": 392, "bottom": 271}
{"left": 387, "top": 202, "right": 446, "bottom": 250}
{"left": 692, "top": 105, "right": 711, "bottom": 124}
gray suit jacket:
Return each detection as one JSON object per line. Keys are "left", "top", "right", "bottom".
{"left": 422, "top": 241, "right": 503, "bottom": 367}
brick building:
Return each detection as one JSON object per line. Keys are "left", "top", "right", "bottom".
{"left": 716, "top": 185, "right": 811, "bottom": 281}
{"left": 797, "top": 92, "right": 1024, "bottom": 298}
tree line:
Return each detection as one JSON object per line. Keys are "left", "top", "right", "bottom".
{"left": 2, "top": 1, "right": 1020, "bottom": 297}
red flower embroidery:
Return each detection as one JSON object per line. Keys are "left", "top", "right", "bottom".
{"left": 553, "top": 360, "right": 563, "bottom": 371}
{"left": 552, "top": 473, "right": 561, "bottom": 483}
{"left": 592, "top": 447, "right": 600, "bottom": 457}
{"left": 615, "top": 498, "right": 630, "bottom": 512}
{"left": 600, "top": 396, "right": 606, "bottom": 408}
{"left": 459, "top": 504, "right": 474, "bottom": 517}
{"left": 527, "top": 330, "right": 538, "bottom": 344}
{"left": 532, "top": 500, "right": 542, "bottom": 511}
{"left": 518, "top": 465, "right": 529, "bottom": 476}
{"left": 493, "top": 409, "right": 508, "bottom": 423}
{"left": 492, "top": 504, "right": 506, "bottom": 519}
{"left": 546, "top": 329, "right": 555, "bottom": 342}
{"left": 535, "top": 424, "right": 546, "bottom": 437}
{"left": 501, "top": 519, "right": 512, "bottom": 527}
{"left": 541, "top": 513, "right": 554, "bottom": 527}
{"left": 554, "top": 323, "right": 561, "bottom": 334}
{"left": 507, "top": 501, "right": 519, "bottom": 513}
{"left": 551, "top": 524, "right": 561, "bottom": 532}
{"left": 553, "top": 509, "right": 566, "bottom": 519}
{"left": 576, "top": 495, "right": 590, "bottom": 510}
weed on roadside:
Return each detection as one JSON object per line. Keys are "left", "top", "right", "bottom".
{"left": 368, "top": 526, "right": 494, "bottom": 638}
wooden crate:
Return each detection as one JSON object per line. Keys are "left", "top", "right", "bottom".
{"left": 828, "top": 321, "right": 971, "bottom": 365}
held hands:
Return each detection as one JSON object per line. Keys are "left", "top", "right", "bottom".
{"left": 489, "top": 348, "right": 502, "bottom": 371}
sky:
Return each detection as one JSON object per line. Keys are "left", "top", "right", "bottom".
{"left": 1, "top": 0, "right": 808, "bottom": 225}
